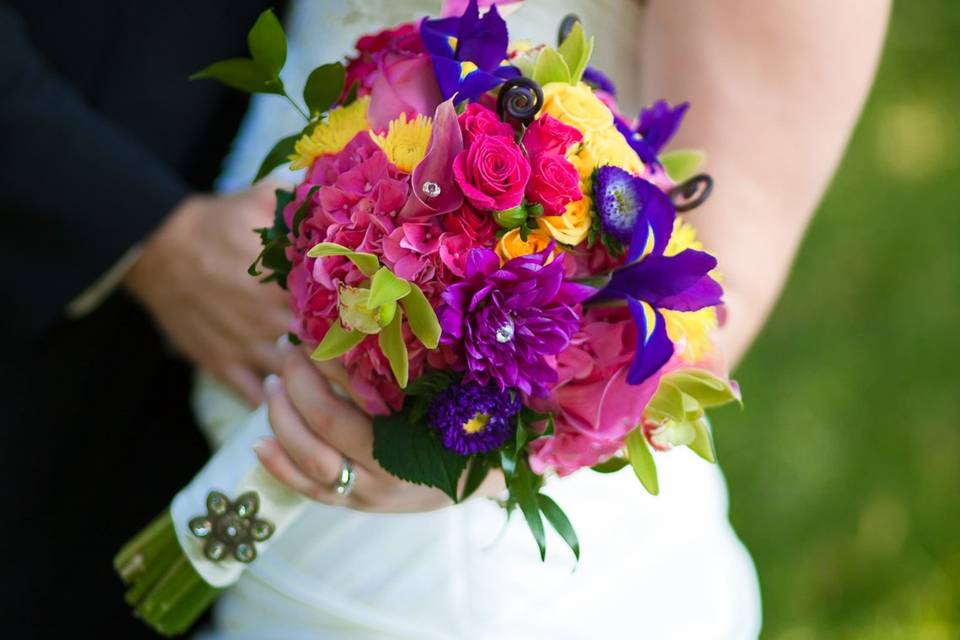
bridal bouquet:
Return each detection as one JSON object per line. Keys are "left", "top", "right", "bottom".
{"left": 115, "top": 1, "right": 739, "bottom": 635}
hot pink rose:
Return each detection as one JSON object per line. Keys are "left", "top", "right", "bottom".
{"left": 525, "top": 153, "right": 582, "bottom": 215}
{"left": 457, "top": 103, "right": 514, "bottom": 146}
{"left": 453, "top": 134, "right": 530, "bottom": 211}
{"left": 441, "top": 202, "right": 498, "bottom": 244}
{"left": 523, "top": 115, "right": 583, "bottom": 157}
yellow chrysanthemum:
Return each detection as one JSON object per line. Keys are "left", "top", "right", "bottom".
{"left": 289, "top": 97, "right": 371, "bottom": 170}
{"left": 369, "top": 112, "right": 433, "bottom": 173}
{"left": 661, "top": 219, "right": 721, "bottom": 363}
{"left": 538, "top": 194, "right": 593, "bottom": 246}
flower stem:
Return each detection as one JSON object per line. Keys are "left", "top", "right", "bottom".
{"left": 283, "top": 92, "right": 310, "bottom": 121}
{"left": 114, "top": 509, "right": 223, "bottom": 637}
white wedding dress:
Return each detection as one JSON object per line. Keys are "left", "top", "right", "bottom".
{"left": 198, "top": 1, "right": 762, "bottom": 638}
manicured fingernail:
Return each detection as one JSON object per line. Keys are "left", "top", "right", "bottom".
{"left": 276, "top": 334, "right": 294, "bottom": 353}
{"left": 253, "top": 437, "right": 271, "bottom": 455}
{"left": 264, "top": 374, "right": 281, "bottom": 393}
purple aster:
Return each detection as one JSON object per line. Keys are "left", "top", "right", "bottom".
{"left": 420, "top": 0, "right": 520, "bottom": 102}
{"left": 615, "top": 100, "right": 690, "bottom": 165}
{"left": 590, "top": 169, "right": 723, "bottom": 384}
{"left": 428, "top": 382, "right": 521, "bottom": 455}
{"left": 439, "top": 246, "right": 593, "bottom": 397}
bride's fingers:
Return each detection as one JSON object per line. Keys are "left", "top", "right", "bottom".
{"left": 282, "top": 349, "right": 376, "bottom": 466}
{"left": 254, "top": 438, "right": 326, "bottom": 499}
{"left": 264, "top": 375, "right": 349, "bottom": 490}
{"left": 311, "top": 359, "right": 368, "bottom": 412}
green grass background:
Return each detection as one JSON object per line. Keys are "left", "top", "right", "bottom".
{"left": 713, "top": 1, "right": 960, "bottom": 638}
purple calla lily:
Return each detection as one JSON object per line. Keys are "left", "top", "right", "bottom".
{"left": 420, "top": 0, "right": 520, "bottom": 102}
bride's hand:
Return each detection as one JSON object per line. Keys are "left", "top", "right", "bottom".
{"left": 256, "top": 346, "right": 502, "bottom": 512}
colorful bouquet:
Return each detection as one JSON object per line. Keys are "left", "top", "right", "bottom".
{"left": 114, "top": 1, "right": 739, "bottom": 635}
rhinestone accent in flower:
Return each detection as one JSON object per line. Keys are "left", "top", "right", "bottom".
{"left": 421, "top": 181, "right": 441, "bottom": 198}
{"left": 188, "top": 491, "right": 275, "bottom": 564}
{"left": 494, "top": 319, "right": 515, "bottom": 343}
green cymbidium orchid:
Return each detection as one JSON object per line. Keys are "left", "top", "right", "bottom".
{"left": 305, "top": 242, "right": 442, "bottom": 388}
{"left": 512, "top": 21, "right": 594, "bottom": 86}
{"left": 627, "top": 368, "right": 741, "bottom": 496}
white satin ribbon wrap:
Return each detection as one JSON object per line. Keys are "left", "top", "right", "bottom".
{"left": 170, "top": 405, "right": 309, "bottom": 589}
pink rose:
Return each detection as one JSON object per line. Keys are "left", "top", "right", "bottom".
{"left": 368, "top": 54, "right": 443, "bottom": 130}
{"left": 522, "top": 115, "right": 583, "bottom": 158}
{"left": 525, "top": 153, "right": 582, "bottom": 215}
{"left": 457, "top": 103, "right": 514, "bottom": 146}
{"left": 527, "top": 308, "right": 666, "bottom": 475}
{"left": 343, "top": 23, "right": 423, "bottom": 97}
{"left": 453, "top": 134, "right": 530, "bottom": 211}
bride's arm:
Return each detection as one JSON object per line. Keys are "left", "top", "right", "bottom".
{"left": 639, "top": 0, "right": 891, "bottom": 365}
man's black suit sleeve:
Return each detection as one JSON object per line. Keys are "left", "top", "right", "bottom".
{"left": 0, "top": 3, "right": 190, "bottom": 336}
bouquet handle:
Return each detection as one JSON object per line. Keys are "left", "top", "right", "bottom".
{"left": 115, "top": 405, "right": 309, "bottom": 636}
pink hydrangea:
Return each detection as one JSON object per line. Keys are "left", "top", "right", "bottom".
{"left": 283, "top": 134, "right": 417, "bottom": 414}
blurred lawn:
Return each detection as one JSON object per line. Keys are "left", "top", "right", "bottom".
{"left": 712, "top": 1, "right": 960, "bottom": 638}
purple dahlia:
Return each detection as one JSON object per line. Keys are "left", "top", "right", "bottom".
{"left": 428, "top": 382, "right": 521, "bottom": 455}
{"left": 438, "top": 247, "right": 593, "bottom": 397}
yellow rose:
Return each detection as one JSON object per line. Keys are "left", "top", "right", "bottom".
{"left": 496, "top": 228, "right": 554, "bottom": 263}
{"left": 538, "top": 194, "right": 593, "bottom": 246}
{"left": 539, "top": 82, "right": 613, "bottom": 135}
{"left": 583, "top": 126, "right": 646, "bottom": 176}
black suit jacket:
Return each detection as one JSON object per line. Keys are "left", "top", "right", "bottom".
{"left": 0, "top": 2, "right": 281, "bottom": 636}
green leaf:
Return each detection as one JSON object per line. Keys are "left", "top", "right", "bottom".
{"left": 591, "top": 457, "right": 629, "bottom": 473}
{"left": 291, "top": 186, "right": 321, "bottom": 237}
{"left": 405, "top": 370, "right": 455, "bottom": 397}
{"left": 459, "top": 455, "right": 491, "bottom": 502}
{"left": 500, "top": 448, "right": 517, "bottom": 484}
{"left": 538, "top": 493, "right": 580, "bottom": 561}
{"left": 400, "top": 283, "right": 441, "bottom": 349}
{"left": 247, "top": 9, "right": 286, "bottom": 77}
{"left": 367, "top": 268, "right": 412, "bottom": 309}
{"left": 372, "top": 399, "right": 468, "bottom": 502}
{"left": 513, "top": 462, "right": 546, "bottom": 560}
{"left": 311, "top": 322, "right": 365, "bottom": 361}
{"left": 306, "top": 242, "right": 380, "bottom": 276}
{"left": 378, "top": 309, "right": 409, "bottom": 388}
{"left": 532, "top": 47, "right": 571, "bottom": 86}
{"left": 660, "top": 150, "right": 707, "bottom": 184}
{"left": 254, "top": 134, "right": 298, "bottom": 182}
{"left": 556, "top": 21, "right": 594, "bottom": 84}
{"left": 687, "top": 417, "right": 718, "bottom": 463}
{"left": 190, "top": 58, "right": 281, "bottom": 94}
{"left": 303, "top": 62, "right": 346, "bottom": 116}
{"left": 663, "top": 369, "right": 741, "bottom": 408}
{"left": 342, "top": 80, "right": 360, "bottom": 106}
{"left": 626, "top": 430, "right": 659, "bottom": 495}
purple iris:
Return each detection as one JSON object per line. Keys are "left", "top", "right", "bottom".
{"left": 420, "top": 0, "right": 520, "bottom": 102}
{"left": 428, "top": 381, "right": 521, "bottom": 455}
{"left": 439, "top": 246, "right": 593, "bottom": 397}
{"left": 591, "top": 166, "right": 722, "bottom": 384}
{"left": 614, "top": 100, "right": 690, "bottom": 165}
{"left": 582, "top": 67, "right": 617, "bottom": 97}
